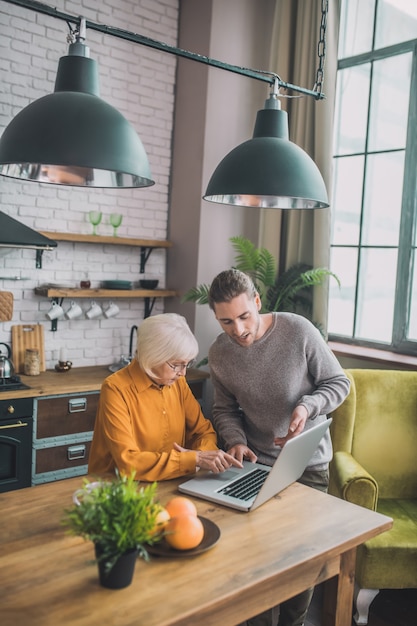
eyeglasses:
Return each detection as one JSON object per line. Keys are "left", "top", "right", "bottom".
{"left": 166, "top": 360, "right": 196, "bottom": 373}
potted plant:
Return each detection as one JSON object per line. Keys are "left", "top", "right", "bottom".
{"left": 182, "top": 236, "right": 340, "bottom": 364}
{"left": 63, "top": 472, "right": 164, "bottom": 589}
{"left": 183, "top": 235, "right": 339, "bottom": 316}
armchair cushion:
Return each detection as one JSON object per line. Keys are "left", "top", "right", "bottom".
{"left": 356, "top": 498, "right": 417, "bottom": 589}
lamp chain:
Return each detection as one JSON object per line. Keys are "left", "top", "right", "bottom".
{"left": 313, "top": 0, "right": 328, "bottom": 96}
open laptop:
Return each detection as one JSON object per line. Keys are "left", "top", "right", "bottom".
{"left": 179, "top": 418, "right": 332, "bottom": 512}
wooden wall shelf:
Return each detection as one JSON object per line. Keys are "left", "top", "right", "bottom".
{"left": 35, "top": 232, "right": 177, "bottom": 328}
{"left": 39, "top": 232, "right": 172, "bottom": 248}
{"left": 34, "top": 287, "right": 177, "bottom": 299}
{"left": 39, "top": 232, "right": 172, "bottom": 273}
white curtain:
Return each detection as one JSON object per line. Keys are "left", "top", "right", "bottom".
{"left": 259, "top": 0, "right": 341, "bottom": 332}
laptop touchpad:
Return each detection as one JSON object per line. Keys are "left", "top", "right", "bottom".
{"left": 212, "top": 469, "right": 241, "bottom": 481}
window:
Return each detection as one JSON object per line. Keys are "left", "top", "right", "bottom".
{"left": 328, "top": 0, "right": 417, "bottom": 355}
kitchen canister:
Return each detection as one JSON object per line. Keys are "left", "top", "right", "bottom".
{"left": 24, "top": 348, "right": 40, "bottom": 376}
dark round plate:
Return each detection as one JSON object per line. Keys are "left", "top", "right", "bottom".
{"left": 146, "top": 516, "right": 220, "bottom": 558}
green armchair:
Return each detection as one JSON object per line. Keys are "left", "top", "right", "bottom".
{"left": 328, "top": 368, "right": 417, "bottom": 625}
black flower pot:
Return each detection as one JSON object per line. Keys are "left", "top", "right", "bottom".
{"left": 95, "top": 544, "right": 138, "bottom": 589}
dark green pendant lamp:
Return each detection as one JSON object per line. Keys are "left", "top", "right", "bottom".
{"left": 0, "top": 1, "right": 329, "bottom": 206}
{"left": 0, "top": 19, "right": 154, "bottom": 188}
{"left": 204, "top": 85, "right": 329, "bottom": 209}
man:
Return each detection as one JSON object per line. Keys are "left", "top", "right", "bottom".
{"left": 207, "top": 269, "right": 350, "bottom": 626}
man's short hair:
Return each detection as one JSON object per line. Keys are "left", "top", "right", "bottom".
{"left": 208, "top": 269, "right": 257, "bottom": 310}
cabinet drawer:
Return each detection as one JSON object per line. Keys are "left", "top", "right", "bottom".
{"left": 36, "top": 393, "right": 99, "bottom": 439}
{"left": 35, "top": 440, "right": 92, "bottom": 474}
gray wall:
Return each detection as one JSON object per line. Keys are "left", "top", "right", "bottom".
{"left": 167, "top": 0, "right": 276, "bottom": 362}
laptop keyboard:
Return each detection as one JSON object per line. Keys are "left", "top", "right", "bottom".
{"left": 218, "top": 468, "right": 269, "bottom": 501}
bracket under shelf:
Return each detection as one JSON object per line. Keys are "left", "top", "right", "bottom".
{"left": 140, "top": 247, "right": 153, "bottom": 274}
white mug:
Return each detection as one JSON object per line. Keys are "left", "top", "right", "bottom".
{"left": 86, "top": 301, "right": 103, "bottom": 319}
{"left": 104, "top": 301, "right": 120, "bottom": 318}
{"left": 46, "top": 301, "right": 64, "bottom": 320}
{"left": 73, "top": 482, "right": 103, "bottom": 506}
{"left": 65, "top": 301, "right": 83, "bottom": 320}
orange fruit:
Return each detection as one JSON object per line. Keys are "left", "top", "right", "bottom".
{"left": 165, "top": 496, "right": 197, "bottom": 518}
{"left": 165, "top": 514, "right": 204, "bottom": 550}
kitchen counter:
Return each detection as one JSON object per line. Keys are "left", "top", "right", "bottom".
{"left": 0, "top": 366, "right": 209, "bottom": 400}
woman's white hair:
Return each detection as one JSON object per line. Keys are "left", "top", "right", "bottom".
{"left": 136, "top": 313, "right": 198, "bottom": 378}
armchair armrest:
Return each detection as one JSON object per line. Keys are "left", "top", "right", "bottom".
{"left": 329, "top": 451, "right": 379, "bottom": 510}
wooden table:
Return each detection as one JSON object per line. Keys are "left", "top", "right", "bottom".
{"left": 0, "top": 477, "right": 392, "bottom": 626}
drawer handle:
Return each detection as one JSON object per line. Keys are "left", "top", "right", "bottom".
{"left": 67, "top": 445, "right": 86, "bottom": 461}
{"left": 0, "top": 420, "right": 28, "bottom": 430}
{"left": 68, "top": 398, "right": 87, "bottom": 413}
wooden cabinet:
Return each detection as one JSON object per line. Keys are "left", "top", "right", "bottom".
{"left": 33, "top": 392, "right": 99, "bottom": 484}
{"left": 36, "top": 394, "right": 99, "bottom": 439}
{"left": 35, "top": 441, "right": 93, "bottom": 475}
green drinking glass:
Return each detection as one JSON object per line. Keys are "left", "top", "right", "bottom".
{"left": 110, "top": 213, "right": 123, "bottom": 237}
{"left": 88, "top": 211, "right": 102, "bottom": 235}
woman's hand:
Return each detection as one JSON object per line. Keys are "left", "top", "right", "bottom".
{"left": 173, "top": 443, "right": 243, "bottom": 473}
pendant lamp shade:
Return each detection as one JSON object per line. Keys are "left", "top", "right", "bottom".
{"left": 0, "top": 38, "right": 154, "bottom": 188}
{"left": 204, "top": 96, "right": 329, "bottom": 209}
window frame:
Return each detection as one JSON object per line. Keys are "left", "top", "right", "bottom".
{"left": 328, "top": 25, "right": 417, "bottom": 357}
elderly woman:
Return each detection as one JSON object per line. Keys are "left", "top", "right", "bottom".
{"left": 88, "top": 313, "right": 240, "bottom": 481}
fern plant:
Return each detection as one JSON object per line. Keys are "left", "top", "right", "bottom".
{"left": 228, "top": 235, "right": 276, "bottom": 304}
{"left": 182, "top": 235, "right": 340, "bottom": 320}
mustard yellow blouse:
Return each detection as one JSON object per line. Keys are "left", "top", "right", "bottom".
{"left": 88, "top": 359, "right": 217, "bottom": 481}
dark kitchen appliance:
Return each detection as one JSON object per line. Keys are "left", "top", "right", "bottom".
{"left": 0, "top": 397, "right": 33, "bottom": 492}
{"left": 0, "top": 342, "right": 15, "bottom": 378}
{"left": 0, "top": 211, "right": 57, "bottom": 251}
{"left": 0, "top": 374, "right": 30, "bottom": 391}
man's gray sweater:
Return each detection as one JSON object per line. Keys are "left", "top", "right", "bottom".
{"left": 209, "top": 312, "right": 350, "bottom": 469}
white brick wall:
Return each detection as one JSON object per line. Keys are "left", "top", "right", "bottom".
{"left": 0, "top": 0, "right": 179, "bottom": 369}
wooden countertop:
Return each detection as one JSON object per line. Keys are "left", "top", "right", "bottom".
{"left": 0, "top": 366, "right": 209, "bottom": 400}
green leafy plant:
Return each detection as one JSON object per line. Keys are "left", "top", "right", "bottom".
{"left": 265, "top": 262, "right": 340, "bottom": 320}
{"left": 62, "top": 472, "right": 163, "bottom": 573}
{"left": 182, "top": 235, "right": 339, "bottom": 318}
{"left": 227, "top": 235, "right": 277, "bottom": 304}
